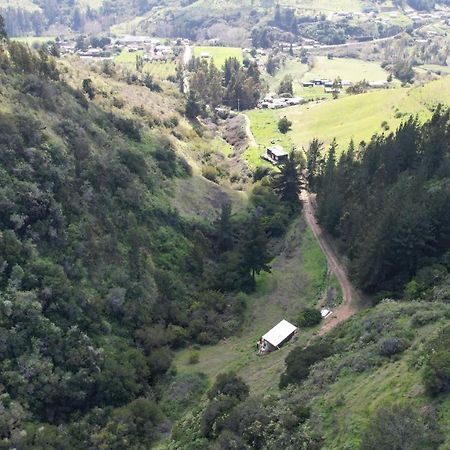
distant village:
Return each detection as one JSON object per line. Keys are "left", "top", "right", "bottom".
{"left": 58, "top": 34, "right": 188, "bottom": 63}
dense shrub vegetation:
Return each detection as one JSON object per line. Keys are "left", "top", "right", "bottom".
{"left": 0, "top": 34, "right": 306, "bottom": 447}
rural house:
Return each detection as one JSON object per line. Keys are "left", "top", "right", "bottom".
{"left": 258, "top": 320, "right": 298, "bottom": 354}
{"left": 262, "top": 145, "right": 289, "bottom": 165}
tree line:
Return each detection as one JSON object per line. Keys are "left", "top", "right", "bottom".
{"left": 306, "top": 108, "right": 450, "bottom": 295}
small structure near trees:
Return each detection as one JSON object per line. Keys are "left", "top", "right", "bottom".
{"left": 258, "top": 319, "right": 298, "bottom": 354}
{"left": 261, "top": 145, "right": 289, "bottom": 165}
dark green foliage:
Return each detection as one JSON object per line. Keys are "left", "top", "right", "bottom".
{"left": 280, "top": 341, "right": 332, "bottom": 388}
{"left": 378, "top": 337, "right": 408, "bottom": 356}
{"left": 0, "top": 41, "right": 253, "bottom": 446}
{"left": 0, "top": 14, "right": 7, "bottom": 40}
{"left": 185, "top": 90, "right": 202, "bottom": 119}
{"left": 82, "top": 78, "right": 95, "bottom": 100}
{"left": 93, "top": 398, "right": 166, "bottom": 449}
{"left": 306, "top": 138, "right": 324, "bottom": 191}
{"left": 271, "top": 150, "right": 304, "bottom": 209}
{"left": 423, "top": 326, "right": 450, "bottom": 396}
{"left": 278, "top": 116, "right": 292, "bottom": 133}
{"left": 315, "top": 109, "right": 450, "bottom": 294}
{"left": 175, "top": 372, "right": 322, "bottom": 449}
{"left": 187, "top": 56, "right": 263, "bottom": 112}
{"left": 278, "top": 74, "right": 294, "bottom": 96}
{"left": 297, "top": 307, "right": 322, "bottom": 328}
{"left": 361, "top": 403, "right": 443, "bottom": 450}
{"left": 208, "top": 372, "right": 250, "bottom": 401}
{"left": 238, "top": 215, "right": 273, "bottom": 284}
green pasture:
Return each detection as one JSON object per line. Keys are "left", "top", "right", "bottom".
{"left": 244, "top": 78, "right": 450, "bottom": 164}
{"left": 304, "top": 56, "right": 390, "bottom": 83}
{"left": 193, "top": 46, "right": 243, "bottom": 68}
{"left": 12, "top": 36, "right": 55, "bottom": 45}
{"left": 284, "top": 0, "right": 364, "bottom": 12}
{"left": 114, "top": 49, "right": 176, "bottom": 79}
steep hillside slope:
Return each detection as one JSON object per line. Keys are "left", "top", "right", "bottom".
{"left": 0, "top": 41, "right": 252, "bottom": 448}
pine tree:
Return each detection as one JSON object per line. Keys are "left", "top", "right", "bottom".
{"left": 239, "top": 215, "right": 272, "bottom": 284}
{"left": 272, "top": 150, "right": 304, "bottom": 209}
{"left": 0, "top": 14, "right": 7, "bottom": 41}
{"left": 306, "top": 138, "right": 323, "bottom": 191}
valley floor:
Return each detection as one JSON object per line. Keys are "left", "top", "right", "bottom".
{"left": 174, "top": 194, "right": 363, "bottom": 394}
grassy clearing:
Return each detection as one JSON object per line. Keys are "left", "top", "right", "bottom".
{"left": 264, "top": 59, "right": 310, "bottom": 95}
{"left": 418, "top": 64, "right": 450, "bottom": 75}
{"left": 114, "top": 48, "right": 144, "bottom": 65}
{"left": 245, "top": 78, "right": 450, "bottom": 161}
{"left": 284, "top": 0, "right": 364, "bottom": 12}
{"left": 193, "top": 46, "right": 243, "bottom": 68}
{"left": 304, "top": 56, "right": 390, "bottom": 83}
{"left": 12, "top": 36, "right": 55, "bottom": 45}
{"left": 143, "top": 61, "right": 177, "bottom": 79}
{"left": 174, "top": 219, "right": 331, "bottom": 395}
{"left": 114, "top": 49, "right": 176, "bottom": 79}
{"left": 244, "top": 109, "right": 292, "bottom": 167}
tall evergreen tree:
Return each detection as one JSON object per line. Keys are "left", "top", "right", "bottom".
{"left": 239, "top": 215, "right": 272, "bottom": 284}
{"left": 272, "top": 150, "right": 304, "bottom": 209}
{"left": 306, "top": 138, "right": 324, "bottom": 191}
{"left": 0, "top": 14, "right": 7, "bottom": 41}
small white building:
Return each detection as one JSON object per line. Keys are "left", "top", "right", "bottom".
{"left": 259, "top": 320, "right": 298, "bottom": 354}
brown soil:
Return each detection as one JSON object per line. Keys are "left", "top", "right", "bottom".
{"left": 301, "top": 191, "right": 364, "bottom": 335}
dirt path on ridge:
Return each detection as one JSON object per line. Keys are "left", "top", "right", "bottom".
{"left": 301, "top": 191, "right": 363, "bottom": 335}
{"left": 242, "top": 113, "right": 258, "bottom": 148}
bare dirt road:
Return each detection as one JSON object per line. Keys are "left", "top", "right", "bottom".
{"left": 301, "top": 191, "right": 363, "bottom": 335}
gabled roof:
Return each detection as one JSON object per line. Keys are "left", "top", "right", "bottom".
{"left": 263, "top": 320, "right": 297, "bottom": 347}
{"left": 267, "top": 145, "right": 288, "bottom": 157}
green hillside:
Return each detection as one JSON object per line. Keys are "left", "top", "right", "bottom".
{"left": 245, "top": 77, "right": 450, "bottom": 163}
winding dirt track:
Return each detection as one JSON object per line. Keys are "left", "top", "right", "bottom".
{"left": 301, "top": 191, "right": 362, "bottom": 335}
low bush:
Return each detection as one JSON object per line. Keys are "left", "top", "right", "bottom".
{"left": 297, "top": 307, "right": 322, "bottom": 328}
{"left": 378, "top": 337, "right": 408, "bottom": 357}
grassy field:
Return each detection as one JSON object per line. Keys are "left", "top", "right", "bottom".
{"left": 12, "top": 36, "right": 55, "bottom": 45}
{"left": 244, "top": 77, "right": 450, "bottom": 164}
{"left": 174, "top": 220, "right": 333, "bottom": 394}
{"left": 193, "top": 46, "right": 243, "bottom": 68}
{"left": 417, "top": 64, "right": 450, "bottom": 75}
{"left": 304, "top": 56, "right": 390, "bottom": 83}
{"left": 284, "top": 0, "right": 364, "bottom": 12}
{"left": 114, "top": 49, "right": 176, "bottom": 79}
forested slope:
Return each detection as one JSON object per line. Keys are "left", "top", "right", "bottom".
{"left": 315, "top": 109, "right": 450, "bottom": 296}
{"left": 0, "top": 37, "right": 267, "bottom": 447}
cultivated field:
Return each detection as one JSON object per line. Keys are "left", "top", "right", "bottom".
{"left": 193, "top": 46, "right": 243, "bottom": 68}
